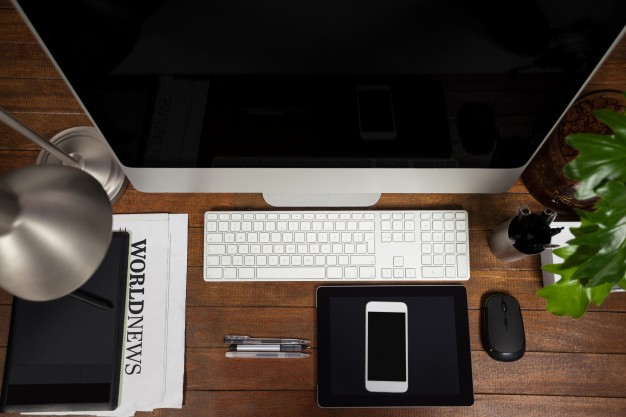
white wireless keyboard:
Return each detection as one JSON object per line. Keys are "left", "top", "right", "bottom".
{"left": 203, "top": 210, "right": 470, "bottom": 281}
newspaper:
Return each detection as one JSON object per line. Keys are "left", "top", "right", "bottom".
{"left": 26, "top": 213, "right": 188, "bottom": 417}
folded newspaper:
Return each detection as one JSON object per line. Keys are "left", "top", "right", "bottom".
{"left": 27, "top": 213, "right": 188, "bottom": 417}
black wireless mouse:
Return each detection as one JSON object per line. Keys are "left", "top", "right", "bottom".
{"left": 484, "top": 293, "right": 525, "bottom": 362}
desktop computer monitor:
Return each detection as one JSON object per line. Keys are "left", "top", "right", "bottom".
{"left": 13, "top": 0, "right": 626, "bottom": 206}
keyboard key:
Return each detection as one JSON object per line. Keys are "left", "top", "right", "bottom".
{"left": 360, "top": 266, "right": 376, "bottom": 278}
{"left": 350, "top": 255, "right": 376, "bottom": 265}
{"left": 327, "top": 267, "right": 343, "bottom": 278}
{"left": 239, "top": 268, "right": 255, "bottom": 279}
{"left": 345, "top": 267, "right": 358, "bottom": 278}
{"left": 206, "top": 245, "right": 226, "bottom": 254}
{"left": 205, "top": 268, "right": 222, "bottom": 279}
{"left": 358, "top": 221, "right": 374, "bottom": 230}
{"left": 422, "top": 266, "right": 444, "bottom": 278}
{"left": 206, "top": 233, "right": 223, "bottom": 243}
{"left": 457, "top": 254, "right": 469, "bottom": 278}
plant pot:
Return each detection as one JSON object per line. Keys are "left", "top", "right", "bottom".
{"left": 522, "top": 89, "right": 626, "bottom": 213}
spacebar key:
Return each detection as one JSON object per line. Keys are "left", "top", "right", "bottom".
{"left": 256, "top": 267, "right": 327, "bottom": 279}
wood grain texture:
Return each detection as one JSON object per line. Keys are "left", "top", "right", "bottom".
{"left": 0, "top": 8, "right": 36, "bottom": 43}
{"left": 143, "top": 392, "right": 626, "bottom": 417}
{"left": 183, "top": 349, "right": 626, "bottom": 397}
{"left": 0, "top": 43, "right": 59, "bottom": 79}
{"left": 1, "top": 4, "right": 626, "bottom": 416}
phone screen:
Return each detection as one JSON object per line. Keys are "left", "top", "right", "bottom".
{"left": 367, "top": 311, "right": 407, "bottom": 381}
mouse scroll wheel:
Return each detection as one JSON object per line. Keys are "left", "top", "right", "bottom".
{"left": 501, "top": 301, "right": 507, "bottom": 312}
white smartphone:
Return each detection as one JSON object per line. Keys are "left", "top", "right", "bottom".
{"left": 365, "top": 301, "right": 409, "bottom": 393}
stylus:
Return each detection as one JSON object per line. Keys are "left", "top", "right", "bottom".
{"left": 225, "top": 351, "right": 309, "bottom": 359}
{"left": 229, "top": 344, "right": 304, "bottom": 352}
{"left": 69, "top": 289, "right": 114, "bottom": 310}
{"left": 224, "top": 335, "right": 310, "bottom": 345}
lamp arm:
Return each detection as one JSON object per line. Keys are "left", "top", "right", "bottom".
{"left": 0, "top": 107, "right": 81, "bottom": 168}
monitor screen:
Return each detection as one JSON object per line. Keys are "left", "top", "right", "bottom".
{"left": 13, "top": 0, "right": 626, "bottom": 200}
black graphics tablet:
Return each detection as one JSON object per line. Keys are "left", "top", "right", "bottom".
{"left": 0, "top": 231, "right": 130, "bottom": 412}
{"left": 316, "top": 285, "right": 473, "bottom": 407}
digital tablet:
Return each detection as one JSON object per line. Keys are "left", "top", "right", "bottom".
{"left": 316, "top": 285, "right": 473, "bottom": 407}
{"left": 1, "top": 232, "right": 130, "bottom": 412}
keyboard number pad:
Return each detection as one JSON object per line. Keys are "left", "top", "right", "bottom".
{"left": 419, "top": 211, "right": 469, "bottom": 279}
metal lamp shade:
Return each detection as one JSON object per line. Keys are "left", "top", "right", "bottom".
{"left": 0, "top": 165, "right": 112, "bottom": 301}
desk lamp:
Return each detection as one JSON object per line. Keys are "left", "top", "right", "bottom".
{"left": 0, "top": 164, "right": 113, "bottom": 302}
{"left": 0, "top": 108, "right": 118, "bottom": 303}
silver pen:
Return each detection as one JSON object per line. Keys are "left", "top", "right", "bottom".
{"left": 225, "top": 351, "right": 309, "bottom": 359}
{"left": 229, "top": 343, "right": 303, "bottom": 352}
{"left": 224, "top": 334, "right": 310, "bottom": 345}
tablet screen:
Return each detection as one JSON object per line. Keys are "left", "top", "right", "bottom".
{"left": 0, "top": 232, "right": 130, "bottom": 412}
{"left": 316, "top": 285, "right": 473, "bottom": 407}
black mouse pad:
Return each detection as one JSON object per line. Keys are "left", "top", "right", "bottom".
{"left": 316, "top": 285, "right": 474, "bottom": 408}
{"left": 0, "top": 231, "right": 130, "bottom": 412}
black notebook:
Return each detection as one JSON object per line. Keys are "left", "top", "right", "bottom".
{"left": 1, "top": 231, "right": 130, "bottom": 412}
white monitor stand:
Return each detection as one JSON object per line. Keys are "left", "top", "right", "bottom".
{"left": 262, "top": 193, "right": 381, "bottom": 208}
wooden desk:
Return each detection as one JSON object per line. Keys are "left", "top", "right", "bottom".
{"left": 2, "top": 2, "right": 626, "bottom": 415}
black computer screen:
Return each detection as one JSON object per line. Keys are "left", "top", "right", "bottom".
{"left": 14, "top": 0, "right": 626, "bottom": 170}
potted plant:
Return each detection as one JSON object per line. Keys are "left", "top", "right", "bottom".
{"left": 537, "top": 91, "right": 626, "bottom": 318}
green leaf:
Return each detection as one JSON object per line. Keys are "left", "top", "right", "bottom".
{"left": 571, "top": 248, "right": 626, "bottom": 288}
{"left": 556, "top": 246, "right": 599, "bottom": 280}
{"left": 536, "top": 279, "right": 591, "bottom": 318}
{"left": 589, "top": 283, "right": 615, "bottom": 307}
{"left": 569, "top": 182, "right": 626, "bottom": 254}
{"left": 536, "top": 278, "right": 614, "bottom": 318}
{"left": 564, "top": 109, "right": 626, "bottom": 200}
{"left": 543, "top": 244, "right": 595, "bottom": 276}
{"left": 594, "top": 108, "right": 626, "bottom": 139}
{"left": 564, "top": 134, "right": 626, "bottom": 200}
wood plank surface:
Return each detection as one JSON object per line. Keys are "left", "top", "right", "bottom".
{"left": 1, "top": 2, "right": 626, "bottom": 416}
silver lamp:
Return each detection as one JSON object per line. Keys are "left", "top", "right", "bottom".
{"left": 0, "top": 164, "right": 113, "bottom": 301}
{"left": 0, "top": 108, "right": 122, "bottom": 302}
